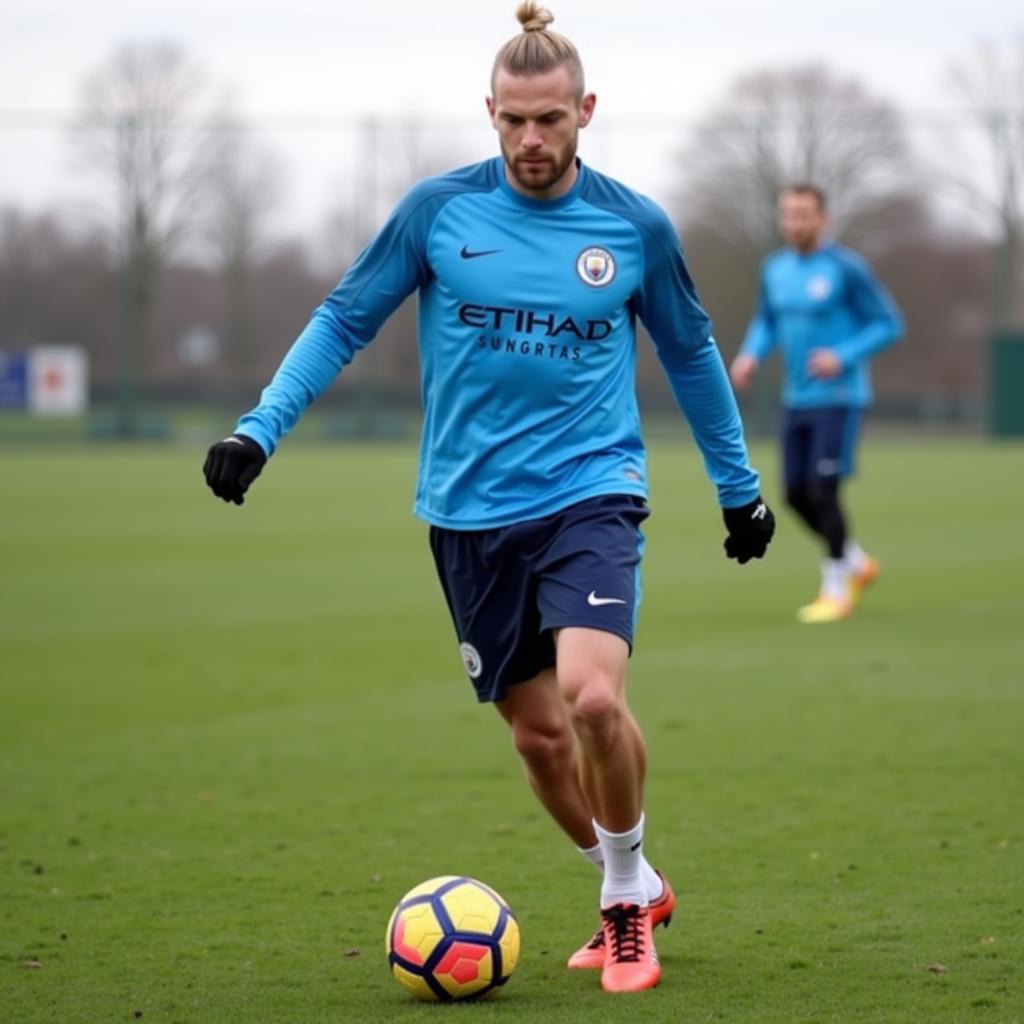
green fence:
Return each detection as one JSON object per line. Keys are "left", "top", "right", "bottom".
{"left": 989, "top": 334, "right": 1024, "bottom": 436}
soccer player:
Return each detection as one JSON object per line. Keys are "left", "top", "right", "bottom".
{"left": 730, "top": 185, "right": 903, "bottom": 624}
{"left": 204, "top": 2, "right": 774, "bottom": 993}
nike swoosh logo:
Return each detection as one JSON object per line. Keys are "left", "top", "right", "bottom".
{"left": 587, "top": 591, "right": 626, "bottom": 607}
{"left": 460, "top": 245, "right": 502, "bottom": 259}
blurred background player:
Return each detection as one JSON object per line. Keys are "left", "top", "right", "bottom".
{"left": 730, "top": 184, "right": 903, "bottom": 623}
{"left": 204, "top": 1, "right": 774, "bottom": 991}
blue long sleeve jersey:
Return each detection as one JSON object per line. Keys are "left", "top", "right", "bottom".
{"left": 740, "top": 243, "right": 904, "bottom": 409}
{"left": 237, "top": 156, "right": 760, "bottom": 529}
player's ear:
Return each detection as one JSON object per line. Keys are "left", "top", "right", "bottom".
{"left": 578, "top": 92, "right": 596, "bottom": 128}
{"left": 485, "top": 95, "right": 497, "bottom": 126}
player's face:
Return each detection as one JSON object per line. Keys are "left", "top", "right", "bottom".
{"left": 779, "top": 192, "right": 826, "bottom": 253}
{"left": 487, "top": 65, "right": 595, "bottom": 200}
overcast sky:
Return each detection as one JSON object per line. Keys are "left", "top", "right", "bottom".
{"left": 1, "top": 0, "right": 1020, "bottom": 232}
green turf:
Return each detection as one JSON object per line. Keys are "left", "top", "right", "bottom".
{"left": 1, "top": 439, "right": 1022, "bottom": 1023}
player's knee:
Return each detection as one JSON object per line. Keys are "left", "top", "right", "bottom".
{"left": 566, "top": 681, "right": 623, "bottom": 749}
{"left": 806, "top": 479, "right": 840, "bottom": 514}
{"left": 511, "top": 720, "right": 573, "bottom": 773}
{"left": 785, "top": 483, "right": 809, "bottom": 512}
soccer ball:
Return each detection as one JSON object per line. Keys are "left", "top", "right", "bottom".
{"left": 385, "top": 875, "right": 521, "bottom": 1001}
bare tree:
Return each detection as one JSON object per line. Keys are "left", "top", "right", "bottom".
{"left": 311, "top": 118, "right": 474, "bottom": 430}
{"left": 946, "top": 36, "right": 1024, "bottom": 330}
{"left": 672, "top": 65, "right": 919, "bottom": 252}
{"left": 68, "top": 42, "right": 209, "bottom": 421}
{"left": 316, "top": 115, "right": 471, "bottom": 271}
{"left": 0, "top": 207, "right": 114, "bottom": 364}
{"left": 197, "top": 111, "right": 286, "bottom": 367}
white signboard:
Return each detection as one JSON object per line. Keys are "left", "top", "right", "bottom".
{"left": 28, "top": 346, "right": 88, "bottom": 415}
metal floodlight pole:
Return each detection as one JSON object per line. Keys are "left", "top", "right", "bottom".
{"left": 356, "top": 115, "right": 379, "bottom": 438}
{"left": 751, "top": 114, "right": 779, "bottom": 439}
{"left": 990, "top": 110, "right": 1017, "bottom": 334}
{"left": 116, "top": 112, "right": 139, "bottom": 438}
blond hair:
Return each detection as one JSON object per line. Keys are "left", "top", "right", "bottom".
{"left": 491, "top": 2, "right": 585, "bottom": 100}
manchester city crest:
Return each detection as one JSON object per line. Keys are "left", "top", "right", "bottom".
{"left": 807, "top": 275, "right": 832, "bottom": 301}
{"left": 576, "top": 246, "right": 616, "bottom": 287}
{"left": 459, "top": 642, "right": 483, "bottom": 679}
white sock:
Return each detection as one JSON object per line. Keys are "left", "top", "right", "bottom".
{"left": 844, "top": 539, "right": 866, "bottom": 574}
{"left": 594, "top": 816, "right": 648, "bottom": 908}
{"left": 821, "top": 558, "right": 850, "bottom": 601}
{"left": 579, "top": 838, "right": 665, "bottom": 903}
{"left": 640, "top": 858, "right": 665, "bottom": 902}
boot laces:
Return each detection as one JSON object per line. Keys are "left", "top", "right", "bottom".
{"left": 601, "top": 904, "right": 646, "bottom": 963}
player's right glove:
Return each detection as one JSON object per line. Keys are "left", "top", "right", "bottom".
{"left": 722, "top": 496, "right": 776, "bottom": 564}
{"left": 203, "top": 434, "right": 267, "bottom": 505}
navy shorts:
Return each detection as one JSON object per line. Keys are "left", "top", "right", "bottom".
{"left": 429, "top": 494, "right": 649, "bottom": 703}
{"left": 782, "top": 406, "right": 863, "bottom": 487}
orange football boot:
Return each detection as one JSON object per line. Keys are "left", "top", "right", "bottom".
{"left": 599, "top": 902, "right": 661, "bottom": 993}
{"left": 567, "top": 871, "right": 675, "bottom": 970}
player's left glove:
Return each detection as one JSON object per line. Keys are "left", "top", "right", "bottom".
{"left": 203, "top": 434, "right": 267, "bottom": 505}
{"left": 722, "top": 496, "right": 775, "bottom": 564}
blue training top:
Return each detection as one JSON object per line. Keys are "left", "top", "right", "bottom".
{"left": 237, "top": 156, "right": 760, "bottom": 529}
{"left": 740, "top": 243, "right": 904, "bottom": 409}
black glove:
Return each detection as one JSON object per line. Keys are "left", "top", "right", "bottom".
{"left": 203, "top": 434, "right": 267, "bottom": 505}
{"left": 722, "top": 496, "right": 775, "bottom": 564}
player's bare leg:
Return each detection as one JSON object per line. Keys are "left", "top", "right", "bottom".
{"left": 496, "top": 652, "right": 674, "bottom": 982}
{"left": 496, "top": 668, "right": 595, "bottom": 848}
{"left": 555, "top": 627, "right": 662, "bottom": 992}
{"left": 555, "top": 628, "right": 644, "bottom": 830}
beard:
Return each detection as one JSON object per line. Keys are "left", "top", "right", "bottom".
{"left": 789, "top": 231, "right": 820, "bottom": 253}
{"left": 502, "top": 134, "right": 578, "bottom": 195}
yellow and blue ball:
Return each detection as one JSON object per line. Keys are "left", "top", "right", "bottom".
{"left": 385, "top": 875, "right": 520, "bottom": 1001}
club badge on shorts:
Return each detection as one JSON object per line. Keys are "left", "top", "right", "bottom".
{"left": 576, "top": 246, "right": 616, "bottom": 287}
{"left": 459, "top": 642, "right": 483, "bottom": 679}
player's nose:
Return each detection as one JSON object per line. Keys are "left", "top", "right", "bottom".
{"left": 521, "top": 123, "right": 543, "bottom": 148}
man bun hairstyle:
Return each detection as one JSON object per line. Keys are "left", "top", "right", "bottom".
{"left": 784, "top": 183, "right": 828, "bottom": 211}
{"left": 491, "top": 2, "right": 585, "bottom": 100}
{"left": 519, "top": 2, "right": 554, "bottom": 31}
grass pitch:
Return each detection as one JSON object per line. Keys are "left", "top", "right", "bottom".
{"left": 1, "top": 438, "right": 1022, "bottom": 1023}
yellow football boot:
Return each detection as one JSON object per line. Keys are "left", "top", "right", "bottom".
{"left": 849, "top": 554, "right": 881, "bottom": 603}
{"left": 796, "top": 593, "right": 853, "bottom": 624}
